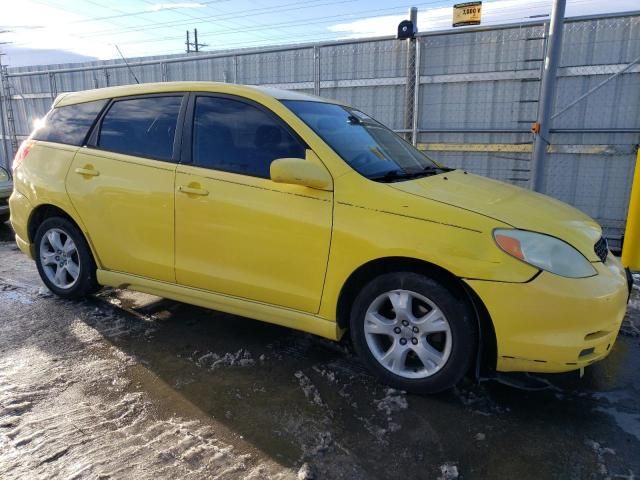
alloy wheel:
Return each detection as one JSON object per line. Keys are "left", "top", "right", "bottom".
{"left": 363, "top": 289, "right": 452, "bottom": 379}
{"left": 39, "top": 228, "right": 81, "bottom": 290}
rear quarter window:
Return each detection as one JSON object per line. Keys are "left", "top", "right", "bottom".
{"left": 33, "top": 100, "right": 107, "bottom": 146}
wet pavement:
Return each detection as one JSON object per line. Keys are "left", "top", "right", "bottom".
{"left": 0, "top": 220, "right": 639, "bottom": 479}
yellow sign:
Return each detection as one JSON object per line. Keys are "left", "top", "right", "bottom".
{"left": 453, "top": 1, "right": 482, "bottom": 27}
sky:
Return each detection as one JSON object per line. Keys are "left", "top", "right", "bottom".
{"left": 0, "top": 0, "right": 637, "bottom": 67}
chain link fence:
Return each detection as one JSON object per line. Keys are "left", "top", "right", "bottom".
{"left": 1, "top": 11, "right": 638, "bottom": 245}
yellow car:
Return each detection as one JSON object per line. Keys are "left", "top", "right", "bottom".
{"left": 9, "top": 82, "right": 633, "bottom": 393}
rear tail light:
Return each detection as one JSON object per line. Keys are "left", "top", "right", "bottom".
{"left": 12, "top": 140, "right": 35, "bottom": 170}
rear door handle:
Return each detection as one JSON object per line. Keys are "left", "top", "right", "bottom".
{"left": 178, "top": 185, "right": 209, "bottom": 196}
{"left": 74, "top": 167, "right": 100, "bottom": 177}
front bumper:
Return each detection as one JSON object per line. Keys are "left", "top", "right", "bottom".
{"left": 466, "top": 254, "right": 629, "bottom": 373}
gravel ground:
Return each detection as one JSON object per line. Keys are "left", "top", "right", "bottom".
{"left": 1, "top": 222, "right": 639, "bottom": 479}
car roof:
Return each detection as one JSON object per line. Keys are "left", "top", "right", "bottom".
{"left": 53, "top": 81, "right": 339, "bottom": 107}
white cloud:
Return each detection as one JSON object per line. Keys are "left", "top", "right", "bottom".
{"left": 146, "top": 2, "right": 206, "bottom": 12}
{"left": 0, "top": 0, "right": 117, "bottom": 61}
{"left": 0, "top": 0, "right": 185, "bottom": 63}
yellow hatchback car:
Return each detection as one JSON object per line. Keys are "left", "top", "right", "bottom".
{"left": 9, "top": 82, "right": 633, "bottom": 393}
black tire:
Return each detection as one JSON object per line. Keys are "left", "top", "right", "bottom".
{"left": 34, "top": 216, "right": 99, "bottom": 299}
{"left": 350, "top": 272, "right": 477, "bottom": 394}
{"left": 0, "top": 213, "right": 9, "bottom": 224}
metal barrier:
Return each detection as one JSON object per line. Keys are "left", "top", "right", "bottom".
{"left": 0, "top": 11, "right": 638, "bottom": 246}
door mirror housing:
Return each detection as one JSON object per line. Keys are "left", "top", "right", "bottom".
{"left": 270, "top": 154, "right": 332, "bottom": 190}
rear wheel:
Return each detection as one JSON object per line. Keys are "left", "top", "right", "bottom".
{"left": 34, "top": 216, "right": 99, "bottom": 299}
{"left": 350, "top": 272, "right": 477, "bottom": 394}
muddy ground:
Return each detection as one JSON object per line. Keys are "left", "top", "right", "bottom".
{"left": 0, "top": 221, "right": 639, "bottom": 480}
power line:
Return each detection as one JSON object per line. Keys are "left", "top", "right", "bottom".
{"left": 5, "top": 0, "right": 204, "bottom": 59}
{"left": 111, "top": 0, "right": 458, "bottom": 46}
{"left": 31, "top": 0, "right": 232, "bottom": 26}
{"left": 9, "top": 0, "right": 423, "bottom": 51}
{"left": 116, "top": 0, "right": 553, "bottom": 48}
{"left": 83, "top": 0, "right": 389, "bottom": 37}
{"left": 140, "top": 0, "right": 272, "bottom": 48}
{"left": 29, "top": 0, "right": 188, "bottom": 43}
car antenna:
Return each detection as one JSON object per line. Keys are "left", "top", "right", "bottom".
{"left": 115, "top": 45, "right": 140, "bottom": 85}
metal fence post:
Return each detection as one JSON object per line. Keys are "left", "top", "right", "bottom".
{"left": 313, "top": 45, "right": 321, "bottom": 96}
{"left": 233, "top": 55, "right": 238, "bottom": 83}
{"left": 411, "top": 39, "right": 421, "bottom": 146}
{"left": 0, "top": 65, "right": 18, "bottom": 156}
{"left": 0, "top": 62, "right": 10, "bottom": 169}
{"left": 530, "top": 0, "right": 566, "bottom": 192}
{"left": 404, "top": 7, "right": 418, "bottom": 142}
{"left": 48, "top": 72, "right": 57, "bottom": 101}
{"left": 103, "top": 68, "right": 110, "bottom": 87}
{"left": 161, "top": 62, "right": 168, "bottom": 82}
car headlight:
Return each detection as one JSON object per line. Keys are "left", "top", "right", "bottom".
{"left": 493, "top": 229, "right": 597, "bottom": 278}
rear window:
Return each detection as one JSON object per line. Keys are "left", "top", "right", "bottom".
{"left": 33, "top": 100, "right": 106, "bottom": 146}
{"left": 97, "top": 96, "right": 183, "bottom": 161}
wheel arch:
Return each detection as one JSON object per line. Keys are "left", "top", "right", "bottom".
{"left": 336, "top": 256, "right": 497, "bottom": 376}
{"left": 27, "top": 203, "right": 101, "bottom": 267}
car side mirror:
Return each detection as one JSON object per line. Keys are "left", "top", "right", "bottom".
{"left": 0, "top": 166, "right": 9, "bottom": 182}
{"left": 270, "top": 154, "right": 332, "bottom": 191}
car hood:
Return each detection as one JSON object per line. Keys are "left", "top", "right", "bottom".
{"left": 390, "top": 170, "right": 602, "bottom": 261}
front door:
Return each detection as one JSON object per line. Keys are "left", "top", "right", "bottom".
{"left": 175, "top": 95, "right": 332, "bottom": 313}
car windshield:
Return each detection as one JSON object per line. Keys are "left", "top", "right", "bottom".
{"left": 282, "top": 100, "right": 448, "bottom": 182}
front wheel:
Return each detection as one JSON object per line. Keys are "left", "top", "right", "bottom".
{"left": 34, "top": 216, "right": 99, "bottom": 299}
{"left": 350, "top": 272, "right": 477, "bottom": 394}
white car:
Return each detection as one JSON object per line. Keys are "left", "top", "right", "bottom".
{"left": 0, "top": 166, "right": 11, "bottom": 224}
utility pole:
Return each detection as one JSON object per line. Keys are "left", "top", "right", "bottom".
{"left": 185, "top": 28, "right": 207, "bottom": 53}
{"left": 530, "top": 0, "right": 566, "bottom": 192}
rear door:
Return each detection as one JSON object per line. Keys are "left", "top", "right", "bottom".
{"left": 174, "top": 94, "right": 333, "bottom": 313}
{"left": 66, "top": 94, "right": 186, "bottom": 282}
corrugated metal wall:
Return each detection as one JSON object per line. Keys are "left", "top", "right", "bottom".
{"left": 1, "top": 12, "right": 638, "bottom": 244}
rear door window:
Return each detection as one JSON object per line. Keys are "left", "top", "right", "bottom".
{"left": 192, "top": 96, "right": 305, "bottom": 178}
{"left": 97, "top": 96, "right": 183, "bottom": 161}
{"left": 33, "top": 100, "right": 107, "bottom": 146}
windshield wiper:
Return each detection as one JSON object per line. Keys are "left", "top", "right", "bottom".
{"left": 369, "top": 165, "right": 454, "bottom": 182}
{"left": 368, "top": 169, "right": 423, "bottom": 182}
{"left": 419, "top": 165, "right": 455, "bottom": 173}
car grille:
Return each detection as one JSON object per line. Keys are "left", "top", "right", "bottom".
{"left": 594, "top": 236, "right": 608, "bottom": 263}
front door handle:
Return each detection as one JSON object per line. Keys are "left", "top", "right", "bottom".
{"left": 75, "top": 167, "right": 100, "bottom": 177}
{"left": 178, "top": 185, "right": 209, "bottom": 196}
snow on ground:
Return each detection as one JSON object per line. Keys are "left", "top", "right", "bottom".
{"left": 194, "top": 349, "right": 256, "bottom": 369}
{"left": 0, "top": 282, "right": 294, "bottom": 479}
